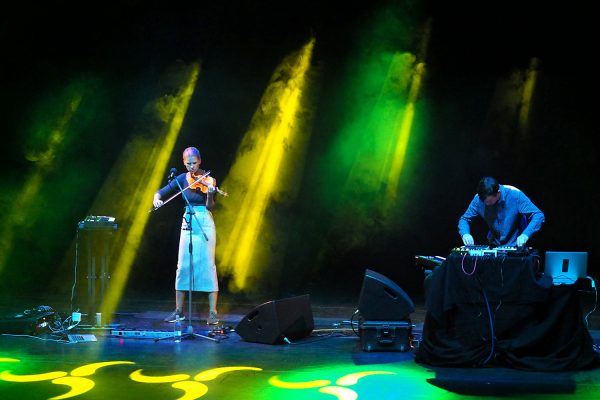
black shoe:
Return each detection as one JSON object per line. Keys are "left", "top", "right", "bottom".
{"left": 164, "top": 310, "right": 185, "bottom": 323}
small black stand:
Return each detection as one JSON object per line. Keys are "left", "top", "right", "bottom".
{"left": 75, "top": 218, "right": 121, "bottom": 330}
{"left": 154, "top": 175, "right": 218, "bottom": 343}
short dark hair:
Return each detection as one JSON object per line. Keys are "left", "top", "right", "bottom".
{"left": 477, "top": 177, "right": 499, "bottom": 200}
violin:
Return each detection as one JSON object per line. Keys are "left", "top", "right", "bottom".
{"left": 149, "top": 170, "right": 229, "bottom": 214}
{"left": 186, "top": 171, "right": 228, "bottom": 196}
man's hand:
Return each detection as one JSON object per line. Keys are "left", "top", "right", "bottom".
{"left": 462, "top": 234, "right": 474, "bottom": 246}
{"left": 517, "top": 234, "right": 529, "bottom": 247}
{"left": 153, "top": 194, "right": 163, "bottom": 208}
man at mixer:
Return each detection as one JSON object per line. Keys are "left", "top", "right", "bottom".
{"left": 458, "top": 176, "right": 545, "bottom": 248}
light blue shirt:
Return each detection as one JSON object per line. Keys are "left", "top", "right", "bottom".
{"left": 458, "top": 184, "right": 545, "bottom": 247}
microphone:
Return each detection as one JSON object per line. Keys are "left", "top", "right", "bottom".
{"left": 167, "top": 168, "right": 177, "bottom": 182}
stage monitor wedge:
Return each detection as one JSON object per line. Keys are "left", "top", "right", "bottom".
{"left": 235, "top": 294, "right": 314, "bottom": 344}
{"left": 358, "top": 269, "right": 414, "bottom": 320}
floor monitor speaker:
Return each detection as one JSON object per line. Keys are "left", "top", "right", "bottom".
{"left": 358, "top": 269, "right": 414, "bottom": 320}
{"left": 235, "top": 294, "right": 314, "bottom": 344}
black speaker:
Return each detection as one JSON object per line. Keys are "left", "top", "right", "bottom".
{"left": 235, "top": 294, "right": 314, "bottom": 344}
{"left": 358, "top": 269, "right": 414, "bottom": 320}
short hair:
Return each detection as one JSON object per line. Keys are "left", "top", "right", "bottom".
{"left": 182, "top": 147, "right": 201, "bottom": 159}
{"left": 477, "top": 177, "right": 499, "bottom": 200}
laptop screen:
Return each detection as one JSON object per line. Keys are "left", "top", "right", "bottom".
{"left": 544, "top": 251, "right": 588, "bottom": 285}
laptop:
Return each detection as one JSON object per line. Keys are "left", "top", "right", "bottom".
{"left": 544, "top": 251, "right": 588, "bottom": 285}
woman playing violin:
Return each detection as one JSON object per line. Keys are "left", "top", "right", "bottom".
{"left": 153, "top": 146, "right": 220, "bottom": 325}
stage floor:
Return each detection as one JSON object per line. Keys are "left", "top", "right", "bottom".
{"left": 1, "top": 294, "right": 600, "bottom": 400}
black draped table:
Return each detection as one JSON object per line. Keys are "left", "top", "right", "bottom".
{"left": 415, "top": 252, "right": 598, "bottom": 371}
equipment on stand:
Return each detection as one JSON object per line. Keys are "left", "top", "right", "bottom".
{"left": 451, "top": 245, "right": 531, "bottom": 257}
{"left": 75, "top": 216, "right": 120, "bottom": 330}
{"left": 78, "top": 215, "right": 117, "bottom": 230}
{"left": 415, "top": 255, "right": 445, "bottom": 276}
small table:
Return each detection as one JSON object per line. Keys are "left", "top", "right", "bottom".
{"left": 416, "top": 252, "right": 597, "bottom": 371}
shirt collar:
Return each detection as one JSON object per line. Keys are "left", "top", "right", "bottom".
{"left": 498, "top": 184, "right": 506, "bottom": 204}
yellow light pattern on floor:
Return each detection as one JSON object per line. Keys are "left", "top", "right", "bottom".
{"left": 319, "top": 386, "right": 358, "bottom": 400}
{"left": 269, "top": 371, "right": 398, "bottom": 398}
{"left": 268, "top": 376, "right": 331, "bottom": 389}
{"left": 0, "top": 360, "right": 134, "bottom": 399}
{"left": 130, "top": 370, "right": 191, "bottom": 383}
{"left": 336, "top": 371, "right": 396, "bottom": 386}
{"left": 194, "top": 366, "right": 262, "bottom": 381}
{"left": 0, "top": 358, "right": 450, "bottom": 400}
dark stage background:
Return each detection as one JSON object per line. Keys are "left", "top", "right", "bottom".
{"left": 1, "top": 0, "right": 598, "bottom": 307}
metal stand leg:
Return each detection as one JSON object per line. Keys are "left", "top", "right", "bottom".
{"left": 86, "top": 233, "right": 97, "bottom": 320}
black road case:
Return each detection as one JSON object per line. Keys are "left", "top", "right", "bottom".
{"left": 359, "top": 320, "right": 412, "bottom": 352}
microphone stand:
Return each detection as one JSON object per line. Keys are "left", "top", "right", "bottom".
{"left": 156, "top": 174, "right": 218, "bottom": 343}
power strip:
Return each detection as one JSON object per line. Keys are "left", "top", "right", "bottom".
{"left": 67, "top": 334, "right": 97, "bottom": 343}
{"left": 110, "top": 329, "right": 175, "bottom": 339}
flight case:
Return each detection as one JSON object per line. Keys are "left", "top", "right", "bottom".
{"left": 359, "top": 319, "right": 412, "bottom": 352}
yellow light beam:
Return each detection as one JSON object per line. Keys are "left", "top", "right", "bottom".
{"left": 228, "top": 83, "right": 304, "bottom": 286}
{"left": 221, "top": 40, "right": 314, "bottom": 264}
{"left": 344, "top": 52, "right": 416, "bottom": 191}
{"left": 519, "top": 57, "right": 539, "bottom": 136}
{"left": 99, "top": 63, "right": 200, "bottom": 320}
{"left": 0, "top": 95, "right": 81, "bottom": 274}
{"left": 381, "top": 20, "right": 430, "bottom": 212}
{"left": 217, "top": 39, "right": 314, "bottom": 291}
{"left": 384, "top": 61, "right": 425, "bottom": 208}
